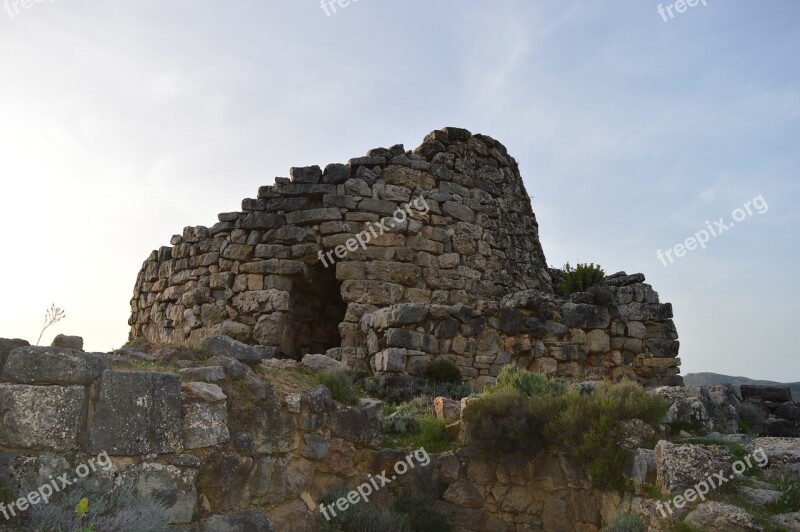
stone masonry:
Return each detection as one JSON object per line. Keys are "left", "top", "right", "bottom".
{"left": 129, "top": 127, "right": 681, "bottom": 387}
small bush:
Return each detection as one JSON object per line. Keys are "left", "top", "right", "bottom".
{"left": 463, "top": 388, "right": 548, "bottom": 458}
{"left": 417, "top": 380, "right": 474, "bottom": 400}
{"left": 606, "top": 513, "right": 646, "bottom": 532}
{"left": 28, "top": 477, "right": 170, "bottom": 532}
{"left": 495, "top": 365, "right": 566, "bottom": 397}
{"left": 465, "top": 378, "right": 668, "bottom": 491}
{"left": 423, "top": 359, "right": 462, "bottom": 384}
{"left": 318, "top": 489, "right": 410, "bottom": 532}
{"left": 559, "top": 262, "right": 605, "bottom": 296}
{"left": 319, "top": 368, "right": 358, "bottom": 405}
{"left": 394, "top": 490, "right": 452, "bottom": 532}
{"left": 382, "top": 397, "right": 454, "bottom": 452}
{"left": 415, "top": 416, "right": 452, "bottom": 453}
{"left": 546, "top": 381, "right": 668, "bottom": 491}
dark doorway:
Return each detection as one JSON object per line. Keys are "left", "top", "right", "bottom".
{"left": 289, "top": 262, "right": 347, "bottom": 356}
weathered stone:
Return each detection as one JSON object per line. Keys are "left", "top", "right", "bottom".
{"left": 0, "top": 338, "right": 29, "bottom": 373}
{"left": 655, "top": 441, "right": 732, "bottom": 495}
{"left": 684, "top": 502, "right": 762, "bottom": 531}
{"left": 123, "top": 462, "right": 198, "bottom": 524}
{"left": 0, "top": 384, "right": 87, "bottom": 451}
{"left": 1, "top": 346, "right": 109, "bottom": 385}
{"left": 301, "top": 354, "right": 345, "bottom": 373}
{"left": 51, "top": 334, "right": 83, "bottom": 351}
{"left": 178, "top": 366, "right": 226, "bottom": 382}
{"left": 206, "top": 335, "right": 269, "bottom": 363}
{"left": 741, "top": 385, "right": 792, "bottom": 403}
{"left": 90, "top": 371, "right": 183, "bottom": 455}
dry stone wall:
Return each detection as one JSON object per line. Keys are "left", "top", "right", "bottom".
{"left": 129, "top": 127, "right": 681, "bottom": 386}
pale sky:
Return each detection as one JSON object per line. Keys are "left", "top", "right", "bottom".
{"left": 0, "top": 1, "right": 797, "bottom": 381}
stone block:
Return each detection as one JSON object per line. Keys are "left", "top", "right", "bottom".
{"left": 1, "top": 346, "right": 109, "bottom": 385}
{"left": 90, "top": 371, "right": 183, "bottom": 455}
{"left": 0, "top": 384, "right": 87, "bottom": 452}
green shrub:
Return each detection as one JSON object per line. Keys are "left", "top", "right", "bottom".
{"left": 465, "top": 379, "right": 668, "bottom": 491}
{"left": 546, "top": 381, "right": 668, "bottom": 491}
{"left": 415, "top": 416, "right": 452, "bottom": 454}
{"left": 559, "top": 262, "right": 605, "bottom": 296}
{"left": 28, "top": 477, "right": 170, "bottom": 532}
{"left": 382, "top": 397, "right": 455, "bottom": 452}
{"left": 318, "top": 489, "right": 410, "bottom": 532}
{"left": 463, "top": 388, "right": 548, "bottom": 458}
{"left": 606, "top": 513, "right": 646, "bottom": 532}
{"left": 423, "top": 359, "right": 462, "bottom": 384}
{"left": 417, "top": 380, "right": 475, "bottom": 400}
{"left": 495, "top": 366, "right": 566, "bottom": 397}
{"left": 319, "top": 368, "right": 358, "bottom": 405}
{"left": 394, "top": 490, "right": 452, "bottom": 532}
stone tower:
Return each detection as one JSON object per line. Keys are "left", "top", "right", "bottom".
{"left": 130, "top": 127, "right": 681, "bottom": 387}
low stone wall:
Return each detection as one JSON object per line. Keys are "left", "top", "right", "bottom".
{"left": 360, "top": 272, "right": 681, "bottom": 388}
{"left": 0, "top": 340, "right": 646, "bottom": 531}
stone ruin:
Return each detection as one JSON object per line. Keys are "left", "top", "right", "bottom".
{"left": 129, "top": 127, "right": 682, "bottom": 388}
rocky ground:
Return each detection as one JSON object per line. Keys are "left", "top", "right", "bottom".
{"left": 1, "top": 334, "right": 799, "bottom": 531}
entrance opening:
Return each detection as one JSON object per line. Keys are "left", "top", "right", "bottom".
{"left": 289, "top": 262, "right": 347, "bottom": 356}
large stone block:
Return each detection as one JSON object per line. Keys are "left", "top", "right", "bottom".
{"left": 0, "top": 384, "right": 87, "bottom": 451}
{"left": 90, "top": 371, "right": 183, "bottom": 455}
{"left": 122, "top": 462, "right": 198, "bottom": 524}
{"left": 1, "top": 346, "right": 109, "bottom": 385}
{"left": 0, "top": 338, "right": 29, "bottom": 374}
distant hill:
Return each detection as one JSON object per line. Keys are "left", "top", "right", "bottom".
{"left": 684, "top": 372, "right": 800, "bottom": 399}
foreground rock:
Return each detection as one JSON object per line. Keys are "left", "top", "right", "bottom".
{"left": 684, "top": 501, "right": 763, "bottom": 531}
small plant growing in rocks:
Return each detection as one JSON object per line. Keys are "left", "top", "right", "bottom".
{"left": 558, "top": 262, "right": 605, "bottom": 296}
{"left": 36, "top": 303, "right": 65, "bottom": 345}
{"left": 318, "top": 368, "right": 358, "bottom": 405}
{"left": 28, "top": 477, "right": 169, "bottom": 532}
{"left": 605, "top": 513, "right": 646, "bottom": 532}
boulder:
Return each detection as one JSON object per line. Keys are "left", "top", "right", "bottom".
{"left": 182, "top": 383, "right": 230, "bottom": 450}
{"left": 738, "top": 485, "right": 782, "bottom": 509}
{"left": 90, "top": 371, "right": 183, "bottom": 455}
{"left": 0, "top": 338, "right": 29, "bottom": 373}
{"left": 741, "top": 385, "right": 792, "bottom": 403}
{"left": 772, "top": 512, "right": 800, "bottom": 530}
{"left": 122, "top": 462, "right": 198, "bottom": 524}
{"left": 652, "top": 385, "right": 739, "bottom": 435}
{"left": 654, "top": 441, "right": 732, "bottom": 495}
{"left": 684, "top": 502, "right": 762, "bottom": 531}
{"left": 1, "top": 346, "right": 109, "bottom": 385}
{"left": 51, "top": 334, "right": 84, "bottom": 351}
{"left": 0, "top": 384, "right": 87, "bottom": 452}
{"left": 206, "top": 336, "right": 274, "bottom": 363}
{"left": 178, "top": 366, "right": 226, "bottom": 382}
{"left": 300, "top": 354, "right": 344, "bottom": 373}
{"left": 434, "top": 397, "right": 461, "bottom": 422}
